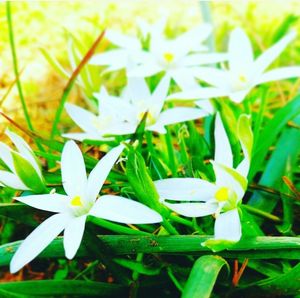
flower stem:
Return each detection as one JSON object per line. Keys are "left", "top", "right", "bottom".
{"left": 6, "top": 2, "right": 33, "bottom": 131}
{"left": 242, "top": 205, "right": 281, "bottom": 223}
{"left": 165, "top": 127, "right": 178, "bottom": 177}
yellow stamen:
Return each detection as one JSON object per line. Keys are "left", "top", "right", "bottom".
{"left": 71, "top": 195, "right": 83, "bottom": 207}
{"left": 138, "top": 111, "right": 156, "bottom": 125}
{"left": 163, "top": 52, "right": 174, "bottom": 63}
{"left": 215, "top": 187, "right": 229, "bottom": 202}
{"left": 238, "top": 74, "right": 247, "bottom": 83}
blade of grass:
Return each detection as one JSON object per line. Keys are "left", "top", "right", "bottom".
{"left": 182, "top": 255, "right": 229, "bottom": 298}
{"left": 50, "top": 30, "right": 105, "bottom": 139}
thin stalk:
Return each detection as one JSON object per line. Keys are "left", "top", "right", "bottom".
{"left": 242, "top": 205, "right": 281, "bottom": 223}
{"left": 6, "top": 2, "right": 33, "bottom": 131}
{"left": 165, "top": 127, "right": 177, "bottom": 177}
{"left": 167, "top": 267, "right": 183, "bottom": 292}
{"left": 145, "top": 131, "right": 156, "bottom": 157}
{"left": 169, "top": 214, "right": 194, "bottom": 229}
{"left": 88, "top": 216, "right": 151, "bottom": 236}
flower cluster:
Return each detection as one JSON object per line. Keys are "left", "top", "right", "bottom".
{"left": 2, "top": 18, "right": 299, "bottom": 273}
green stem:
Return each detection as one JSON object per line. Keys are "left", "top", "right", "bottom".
{"left": 145, "top": 131, "right": 156, "bottom": 157}
{"left": 165, "top": 127, "right": 177, "bottom": 177}
{"left": 242, "top": 205, "right": 281, "bottom": 223}
{"left": 88, "top": 216, "right": 151, "bottom": 236}
{"left": 169, "top": 214, "right": 194, "bottom": 229}
{"left": 6, "top": 2, "right": 33, "bottom": 131}
{"left": 167, "top": 267, "right": 183, "bottom": 292}
{"left": 162, "top": 219, "right": 179, "bottom": 235}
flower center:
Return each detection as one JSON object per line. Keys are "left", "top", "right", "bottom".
{"left": 137, "top": 111, "right": 156, "bottom": 126}
{"left": 163, "top": 52, "right": 174, "bottom": 63}
{"left": 238, "top": 74, "right": 247, "bottom": 83}
{"left": 71, "top": 195, "right": 83, "bottom": 207}
{"left": 215, "top": 187, "right": 230, "bottom": 202}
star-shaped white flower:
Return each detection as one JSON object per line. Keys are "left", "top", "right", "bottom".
{"left": 128, "top": 23, "right": 227, "bottom": 89}
{"left": 192, "top": 28, "right": 300, "bottom": 103}
{"left": 154, "top": 113, "right": 253, "bottom": 242}
{"left": 10, "top": 141, "right": 162, "bottom": 273}
{"left": 0, "top": 129, "right": 45, "bottom": 192}
{"left": 64, "top": 76, "right": 207, "bottom": 140}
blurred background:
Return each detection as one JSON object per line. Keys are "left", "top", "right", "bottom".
{"left": 0, "top": 0, "right": 300, "bottom": 137}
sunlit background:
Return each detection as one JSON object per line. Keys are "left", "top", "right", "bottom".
{"left": 0, "top": 0, "right": 300, "bottom": 136}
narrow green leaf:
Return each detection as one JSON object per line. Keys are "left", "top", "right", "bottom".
{"left": 249, "top": 95, "right": 300, "bottom": 181}
{"left": 1, "top": 236, "right": 300, "bottom": 268}
{"left": 182, "top": 255, "right": 229, "bottom": 298}
{"left": 0, "top": 280, "right": 126, "bottom": 297}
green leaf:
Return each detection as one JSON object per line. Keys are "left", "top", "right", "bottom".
{"left": 1, "top": 236, "right": 300, "bottom": 268}
{"left": 11, "top": 151, "right": 45, "bottom": 193}
{"left": 248, "top": 115, "right": 300, "bottom": 218}
{"left": 182, "top": 255, "right": 229, "bottom": 298}
{"left": 0, "top": 280, "right": 126, "bottom": 297}
{"left": 126, "top": 146, "right": 166, "bottom": 214}
{"left": 237, "top": 262, "right": 300, "bottom": 296}
{"left": 249, "top": 95, "right": 300, "bottom": 181}
{"left": 114, "top": 258, "right": 161, "bottom": 276}
{"left": 0, "top": 203, "right": 38, "bottom": 227}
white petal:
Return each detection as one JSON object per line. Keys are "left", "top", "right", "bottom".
{"left": 0, "top": 170, "right": 28, "bottom": 190}
{"left": 10, "top": 213, "right": 71, "bottom": 274}
{"left": 252, "top": 31, "right": 296, "bottom": 77}
{"left": 163, "top": 201, "right": 218, "bottom": 217}
{"left": 126, "top": 77, "right": 151, "bottom": 104}
{"left": 62, "top": 132, "right": 107, "bottom": 142}
{"left": 153, "top": 108, "right": 207, "bottom": 130}
{"left": 171, "top": 70, "right": 199, "bottom": 90}
{"left": 193, "top": 67, "right": 230, "bottom": 90}
{"left": 167, "top": 88, "right": 228, "bottom": 101}
{"left": 212, "top": 162, "right": 246, "bottom": 200}
{"left": 182, "top": 53, "right": 228, "bottom": 67}
{"left": 5, "top": 130, "right": 40, "bottom": 176}
{"left": 89, "top": 49, "right": 129, "bottom": 70}
{"left": 258, "top": 66, "right": 300, "bottom": 84}
{"left": 195, "top": 100, "right": 215, "bottom": 114}
{"left": 65, "top": 103, "right": 98, "bottom": 133}
{"left": 15, "top": 194, "right": 70, "bottom": 213}
{"left": 0, "top": 142, "right": 15, "bottom": 172}
{"left": 128, "top": 62, "right": 162, "bottom": 78}
{"left": 229, "top": 28, "right": 254, "bottom": 75}
{"left": 214, "top": 113, "right": 233, "bottom": 168}
{"left": 229, "top": 88, "right": 252, "bottom": 103}
{"left": 89, "top": 195, "right": 162, "bottom": 224}
{"left": 154, "top": 178, "right": 217, "bottom": 201}
{"left": 105, "top": 30, "right": 141, "bottom": 50}
{"left": 61, "top": 141, "right": 87, "bottom": 198}
{"left": 64, "top": 215, "right": 87, "bottom": 259}
{"left": 86, "top": 144, "right": 124, "bottom": 202}
{"left": 214, "top": 209, "right": 241, "bottom": 241}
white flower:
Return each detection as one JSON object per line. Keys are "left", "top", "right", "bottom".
{"left": 128, "top": 23, "right": 227, "bottom": 89}
{"left": 10, "top": 141, "right": 162, "bottom": 273}
{"left": 90, "top": 19, "right": 227, "bottom": 90}
{"left": 154, "top": 113, "right": 253, "bottom": 242}
{"left": 63, "top": 87, "right": 137, "bottom": 141}
{"left": 192, "top": 28, "right": 300, "bottom": 103}
{"left": 0, "top": 129, "right": 45, "bottom": 192}
{"left": 64, "top": 76, "right": 207, "bottom": 139}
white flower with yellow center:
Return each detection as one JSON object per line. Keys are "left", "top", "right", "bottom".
{"left": 10, "top": 141, "right": 162, "bottom": 273}
{"left": 64, "top": 77, "right": 207, "bottom": 139}
{"left": 128, "top": 24, "right": 227, "bottom": 89}
{"left": 192, "top": 28, "right": 300, "bottom": 103}
{"left": 154, "top": 113, "right": 253, "bottom": 242}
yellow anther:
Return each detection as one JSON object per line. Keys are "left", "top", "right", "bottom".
{"left": 163, "top": 52, "right": 174, "bottom": 63}
{"left": 71, "top": 195, "right": 83, "bottom": 207}
{"left": 238, "top": 74, "right": 247, "bottom": 83}
{"left": 215, "top": 187, "right": 229, "bottom": 202}
{"left": 138, "top": 111, "right": 156, "bottom": 125}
